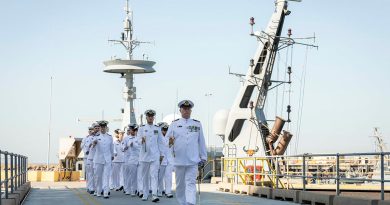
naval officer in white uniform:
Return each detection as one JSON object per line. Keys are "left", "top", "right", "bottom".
{"left": 87, "top": 123, "right": 100, "bottom": 195}
{"left": 156, "top": 122, "right": 173, "bottom": 198}
{"left": 121, "top": 124, "right": 140, "bottom": 196}
{"left": 93, "top": 121, "right": 115, "bottom": 199}
{"left": 81, "top": 126, "right": 94, "bottom": 193}
{"left": 112, "top": 129, "right": 125, "bottom": 191}
{"left": 138, "top": 109, "right": 165, "bottom": 202}
{"left": 166, "top": 100, "right": 207, "bottom": 205}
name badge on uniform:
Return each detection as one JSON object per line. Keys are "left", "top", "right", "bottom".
{"left": 154, "top": 130, "right": 158, "bottom": 135}
{"left": 178, "top": 125, "right": 182, "bottom": 128}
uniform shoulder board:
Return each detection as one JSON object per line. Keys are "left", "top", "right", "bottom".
{"left": 141, "top": 125, "right": 145, "bottom": 127}
{"left": 173, "top": 119, "right": 179, "bottom": 122}
{"left": 193, "top": 119, "right": 200, "bottom": 122}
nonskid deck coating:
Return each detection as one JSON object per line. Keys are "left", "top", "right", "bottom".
{"left": 23, "top": 182, "right": 295, "bottom": 205}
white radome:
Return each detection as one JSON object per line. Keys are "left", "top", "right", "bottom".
{"left": 163, "top": 113, "right": 181, "bottom": 125}
{"left": 213, "top": 109, "right": 230, "bottom": 137}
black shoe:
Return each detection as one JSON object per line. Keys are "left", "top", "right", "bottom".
{"left": 108, "top": 192, "right": 110, "bottom": 196}
{"left": 89, "top": 191, "right": 95, "bottom": 195}
{"left": 139, "top": 194, "right": 143, "bottom": 198}
{"left": 149, "top": 190, "right": 152, "bottom": 194}
{"left": 101, "top": 191, "right": 103, "bottom": 195}
{"left": 152, "top": 196, "right": 160, "bottom": 202}
{"left": 166, "top": 193, "right": 173, "bottom": 198}
{"left": 119, "top": 186, "right": 123, "bottom": 191}
{"left": 104, "top": 196, "right": 109, "bottom": 199}
{"left": 162, "top": 191, "right": 165, "bottom": 195}
{"left": 116, "top": 189, "right": 119, "bottom": 191}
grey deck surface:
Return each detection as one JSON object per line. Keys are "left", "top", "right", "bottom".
{"left": 23, "top": 182, "right": 295, "bottom": 205}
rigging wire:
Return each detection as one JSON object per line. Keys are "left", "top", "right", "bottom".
{"left": 294, "top": 46, "right": 309, "bottom": 154}
{"left": 275, "top": 52, "right": 281, "bottom": 116}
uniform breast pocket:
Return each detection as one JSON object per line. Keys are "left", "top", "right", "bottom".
{"left": 188, "top": 131, "right": 199, "bottom": 144}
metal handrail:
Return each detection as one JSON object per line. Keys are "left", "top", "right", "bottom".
{"left": 0, "top": 150, "right": 28, "bottom": 205}
{"left": 201, "top": 159, "right": 221, "bottom": 182}
{"left": 221, "top": 152, "right": 390, "bottom": 200}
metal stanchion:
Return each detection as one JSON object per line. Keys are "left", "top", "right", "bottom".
{"left": 253, "top": 157, "right": 257, "bottom": 186}
{"left": 302, "top": 155, "right": 306, "bottom": 191}
{"left": 221, "top": 158, "right": 224, "bottom": 183}
{"left": 276, "top": 157, "right": 279, "bottom": 189}
{"left": 0, "top": 151, "right": 2, "bottom": 205}
{"left": 10, "top": 154, "right": 13, "bottom": 193}
{"left": 4, "top": 152, "right": 8, "bottom": 199}
{"left": 381, "top": 153, "right": 385, "bottom": 200}
{"left": 235, "top": 158, "right": 239, "bottom": 185}
{"left": 18, "top": 155, "right": 21, "bottom": 187}
{"left": 336, "top": 154, "right": 340, "bottom": 196}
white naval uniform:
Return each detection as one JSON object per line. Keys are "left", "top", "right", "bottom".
{"left": 112, "top": 138, "right": 124, "bottom": 190}
{"left": 93, "top": 132, "right": 115, "bottom": 197}
{"left": 158, "top": 135, "right": 169, "bottom": 196}
{"left": 121, "top": 135, "right": 130, "bottom": 194}
{"left": 81, "top": 135, "right": 93, "bottom": 190}
{"left": 121, "top": 134, "right": 141, "bottom": 194}
{"left": 86, "top": 134, "right": 97, "bottom": 192}
{"left": 164, "top": 137, "right": 175, "bottom": 195}
{"left": 137, "top": 124, "right": 164, "bottom": 199}
{"left": 165, "top": 118, "right": 207, "bottom": 205}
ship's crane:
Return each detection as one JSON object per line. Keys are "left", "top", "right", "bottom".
{"left": 214, "top": 0, "right": 317, "bottom": 158}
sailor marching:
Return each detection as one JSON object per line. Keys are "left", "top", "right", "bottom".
{"left": 80, "top": 99, "right": 207, "bottom": 204}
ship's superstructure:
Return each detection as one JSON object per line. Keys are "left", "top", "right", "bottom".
{"left": 103, "top": 0, "right": 155, "bottom": 129}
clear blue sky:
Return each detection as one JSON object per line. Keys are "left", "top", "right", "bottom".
{"left": 1, "top": 1, "right": 389, "bottom": 163}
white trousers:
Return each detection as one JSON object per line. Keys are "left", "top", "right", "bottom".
{"left": 175, "top": 165, "right": 198, "bottom": 205}
{"left": 127, "top": 164, "right": 138, "bottom": 194}
{"left": 86, "top": 160, "right": 95, "bottom": 191}
{"left": 94, "top": 162, "right": 112, "bottom": 197}
{"left": 137, "top": 163, "right": 143, "bottom": 193}
{"left": 111, "top": 162, "right": 123, "bottom": 189}
{"left": 123, "top": 164, "right": 130, "bottom": 193}
{"left": 158, "top": 165, "right": 167, "bottom": 195}
{"left": 140, "top": 160, "right": 159, "bottom": 198}
{"left": 164, "top": 164, "right": 174, "bottom": 194}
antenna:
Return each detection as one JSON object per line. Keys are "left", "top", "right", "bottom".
{"left": 104, "top": 1, "right": 156, "bottom": 129}
{"left": 108, "top": 0, "right": 153, "bottom": 60}
{"left": 47, "top": 76, "right": 53, "bottom": 170}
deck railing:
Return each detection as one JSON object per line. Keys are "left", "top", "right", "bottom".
{"left": 221, "top": 152, "right": 390, "bottom": 200}
{"left": 0, "top": 150, "right": 28, "bottom": 205}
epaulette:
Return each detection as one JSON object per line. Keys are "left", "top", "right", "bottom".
{"left": 193, "top": 119, "right": 199, "bottom": 122}
{"left": 141, "top": 125, "right": 145, "bottom": 127}
{"left": 173, "top": 119, "right": 179, "bottom": 122}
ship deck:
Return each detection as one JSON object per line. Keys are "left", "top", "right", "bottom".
{"left": 23, "top": 182, "right": 295, "bottom": 205}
